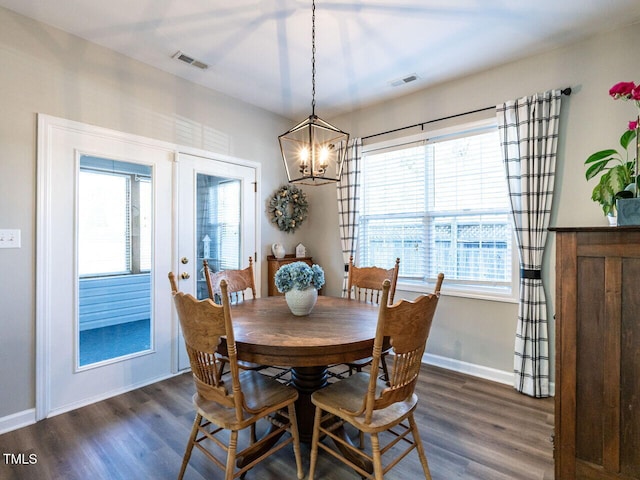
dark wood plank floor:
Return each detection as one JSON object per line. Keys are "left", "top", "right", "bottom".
{"left": 0, "top": 365, "right": 554, "bottom": 479}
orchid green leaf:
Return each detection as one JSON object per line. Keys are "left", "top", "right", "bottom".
{"left": 620, "top": 130, "right": 636, "bottom": 150}
{"left": 584, "top": 149, "right": 618, "bottom": 164}
{"left": 585, "top": 161, "right": 608, "bottom": 180}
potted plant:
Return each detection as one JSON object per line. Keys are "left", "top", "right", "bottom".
{"left": 585, "top": 81, "right": 640, "bottom": 221}
{"left": 275, "top": 261, "right": 325, "bottom": 316}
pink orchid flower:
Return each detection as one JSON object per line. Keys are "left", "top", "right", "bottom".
{"left": 609, "top": 81, "right": 636, "bottom": 99}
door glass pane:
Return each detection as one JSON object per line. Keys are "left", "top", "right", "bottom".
{"left": 77, "top": 155, "right": 153, "bottom": 368}
{"left": 196, "top": 174, "right": 241, "bottom": 300}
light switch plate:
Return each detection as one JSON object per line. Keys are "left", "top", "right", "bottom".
{"left": 0, "top": 229, "right": 21, "bottom": 248}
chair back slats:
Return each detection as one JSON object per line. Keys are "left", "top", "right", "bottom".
{"left": 388, "top": 348, "right": 423, "bottom": 387}
{"left": 170, "top": 274, "right": 245, "bottom": 419}
{"left": 375, "top": 349, "right": 423, "bottom": 410}
{"left": 347, "top": 256, "right": 400, "bottom": 305}
{"left": 204, "top": 258, "right": 256, "bottom": 305}
{"left": 192, "top": 364, "right": 233, "bottom": 406}
{"left": 191, "top": 350, "right": 221, "bottom": 386}
{"left": 364, "top": 275, "right": 443, "bottom": 422}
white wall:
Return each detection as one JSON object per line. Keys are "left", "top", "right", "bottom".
{"left": 0, "top": 7, "right": 295, "bottom": 420}
{"left": 298, "top": 22, "right": 640, "bottom": 382}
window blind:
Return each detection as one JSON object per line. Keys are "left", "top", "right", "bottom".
{"left": 79, "top": 157, "right": 152, "bottom": 277}
{"left": 216, "top": 180, "right": 241, "bottom": 270}
{"left": 138, "top": 179, "right": 152, "bottom": 271}
{"left": 360, "top": 146, "right": 426, "bottom": 277}
{"left": 78, "top": 171, "right": 130, "bottom": 276}
{"left": 359, "top": 125, "right": 512, "bottom": 290}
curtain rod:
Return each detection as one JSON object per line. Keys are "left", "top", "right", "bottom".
{"left": 362, "top": 87, "right": 572, "bottom": 141}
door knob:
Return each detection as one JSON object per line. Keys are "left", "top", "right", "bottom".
{"left": 181, "top": 257, "right": 189, "bottom": 264}
{"left": 180, "top": 272, "right": 191, "bottom": 279}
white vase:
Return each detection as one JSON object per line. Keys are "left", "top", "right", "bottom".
{"left": 271, "top": 243, "right": 285, "bottom": 259}
{"left": 284, "top": 287, "right": 318, "bottom": 316}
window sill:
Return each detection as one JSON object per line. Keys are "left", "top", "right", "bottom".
{"left": 397, "top": 281, "right": 519, "bottom": 304}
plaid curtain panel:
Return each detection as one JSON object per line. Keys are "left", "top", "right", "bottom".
{"left": 497, "top": 90, "right": 562, "bottom": 398}
{"left": 336, "top": 139, "right": 362, "bottom": 296}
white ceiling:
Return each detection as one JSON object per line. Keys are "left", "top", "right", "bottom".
{"left": 2, "top": 0, "right": 640, "bottom": 120}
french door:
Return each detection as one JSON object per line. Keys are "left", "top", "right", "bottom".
{"left": 37, "top": 115, "right": 175, "bottom": 419}
{"left": 36, "top": 116, "right": 259, "bottom": 418}
{"left": 175, "top": 152, "right": 258, "bottom": 371}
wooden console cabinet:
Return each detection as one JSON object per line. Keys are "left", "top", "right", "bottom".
{"left": 267, "top": 254, "right": 314, "bottom": 296}
{"left": 552, "top": 227, "right": 640, "bottom": 479}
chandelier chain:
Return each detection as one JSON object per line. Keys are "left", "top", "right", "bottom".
{"left": 311, "top": 0, "right": 316, "bottom": 116}
{"left": 277, "top": 0, "right": 348, "bottom": 185}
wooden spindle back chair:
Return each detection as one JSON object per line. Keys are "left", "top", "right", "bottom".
{"left": 203, "top": 258, "right": 256, "bottom": 304}
{"left": 309, "top": 273, "right": 444, "bottom": 480}
{"left": 203, "top": 259, "right": 291, "bottom": 383}
{"left": 346, "top": 255, "right": 400, "bottom": 305}
{"left": 169, "top": 273, "right": 303, "bottom": 480}
{"left": 338, "top": 256, "right": 400, "bottom": 381}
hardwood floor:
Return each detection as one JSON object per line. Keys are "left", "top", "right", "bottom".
{"left": 0, "top": 365, "right": 554, "bottom": 479}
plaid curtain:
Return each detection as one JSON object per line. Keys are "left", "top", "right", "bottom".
{"left": 496, "top": 90, "right": 562, "bottom": 398}
{"left": 336, "top": 138, "right": 362, "bottom": 296}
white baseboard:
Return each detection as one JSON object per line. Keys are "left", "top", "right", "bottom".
{"left": 423, "top": 353, "right": 514, "bottom": 385}
{"left": 423, "top": 353, "right": 555, "bottom": 396}
{"left": 1, "top": 372, "right": 180, "bottom": 435}
{"left": 0, "top": 408, "right": 36, "bottom": 435}
{"left": 44, "top": 371, "right": 178, "bottom": 420}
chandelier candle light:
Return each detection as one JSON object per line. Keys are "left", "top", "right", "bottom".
{"left": 278, "top": 0, "right": 349, "bottom": 185}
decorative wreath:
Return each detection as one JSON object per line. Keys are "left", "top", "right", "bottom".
{"left": 268, "top": 185, "right": 309, "bottom": 233}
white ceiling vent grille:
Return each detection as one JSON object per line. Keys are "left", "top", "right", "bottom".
{"left": 172, "top": 51, "right": 208, "bottom": 70}
{"left": 390, "top": 74, "right": 418, "bottom": 87}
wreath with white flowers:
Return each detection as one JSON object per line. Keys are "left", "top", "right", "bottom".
{"left": 268, "top": 185, "right": 308, "bottom": 233}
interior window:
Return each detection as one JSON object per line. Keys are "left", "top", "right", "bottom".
{"left": 77, "top": 156, "right": 153, "bottom": 367}
{"left": 78, "top": 159, "right": 152, "bottom": 276}
{"left": 78, "top": 171, "right": 129, "bottom": 275}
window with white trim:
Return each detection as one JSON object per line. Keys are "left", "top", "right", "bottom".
{"left": 358, "top": 120, "right": 516, "bottom": 300}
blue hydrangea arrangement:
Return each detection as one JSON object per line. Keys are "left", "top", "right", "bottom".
{"left": 275, "top": 261, "right": 325, "bottom": 293}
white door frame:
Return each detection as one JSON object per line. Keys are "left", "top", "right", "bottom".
{"left": 36, "top": 115, "right": 261, "bottom": 420}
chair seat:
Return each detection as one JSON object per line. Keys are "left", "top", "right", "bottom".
{"left": 218, "top": 354, "right": 266, "bottom": 372}
{"left": 343, "top": 347, "right": 391, "bottom": 383}
{"left": 311, "top": 372, "right": 417, "bottom": 433}
{"left": 194, "top": 370, "right": 298, "bottom": 430}
{"left": 238, "top": 360, "right": 266, "bottom": 370}
{"left": 345, "top": 357, "right": 372, "bottom": 368}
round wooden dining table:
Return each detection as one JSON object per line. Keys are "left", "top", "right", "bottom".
{"left": 224, "top": 295, "right": 380, "bottom": 441}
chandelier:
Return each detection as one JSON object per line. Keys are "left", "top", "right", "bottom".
{"left": 278, "top": 0, "right": 349, "bottom": 185}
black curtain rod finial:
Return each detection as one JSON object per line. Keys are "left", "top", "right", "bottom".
{"left": 561, "top": 87, "right": 572, "bottom": 96}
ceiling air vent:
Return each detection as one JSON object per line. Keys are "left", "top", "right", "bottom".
{"left": 172, "top": 51, "right": 208, "bottom": 70}
{"left": 389, "top": 74, "right": 418, "bottom": 87}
